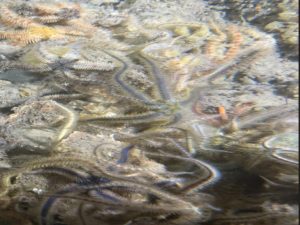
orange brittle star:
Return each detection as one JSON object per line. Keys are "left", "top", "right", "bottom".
{"left": 0, "top": 5, "right": 92, "bottom": 46}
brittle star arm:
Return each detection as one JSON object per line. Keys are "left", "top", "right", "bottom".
{"left": 137, "top": 53, "right": 170, "bottom": 101}
{"left": 100, "top": 50, "right": 163, "bottom": 109}
{"left": 78, "top": 111, "right": 164, "bottom": 124}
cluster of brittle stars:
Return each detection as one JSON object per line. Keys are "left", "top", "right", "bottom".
{"left": 0, "top": 2, "right": 298, "bottom": 225}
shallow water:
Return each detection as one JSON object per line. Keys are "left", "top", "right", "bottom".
{"left": 0, "top": 0, "right": 298, "bottom": 225}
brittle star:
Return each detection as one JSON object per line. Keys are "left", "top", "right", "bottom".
{"left": 78, "top": 50, "right": 201, "bottom": 128}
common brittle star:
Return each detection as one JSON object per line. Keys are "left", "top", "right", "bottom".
{"left": 0, "top": 149, "right": 204, "bottom": 225}
{"left": 0, "top": 4, "right": 106, "bottom": 46}
{"left": 78, "top": 50, "right": 197, "bottom": 128}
